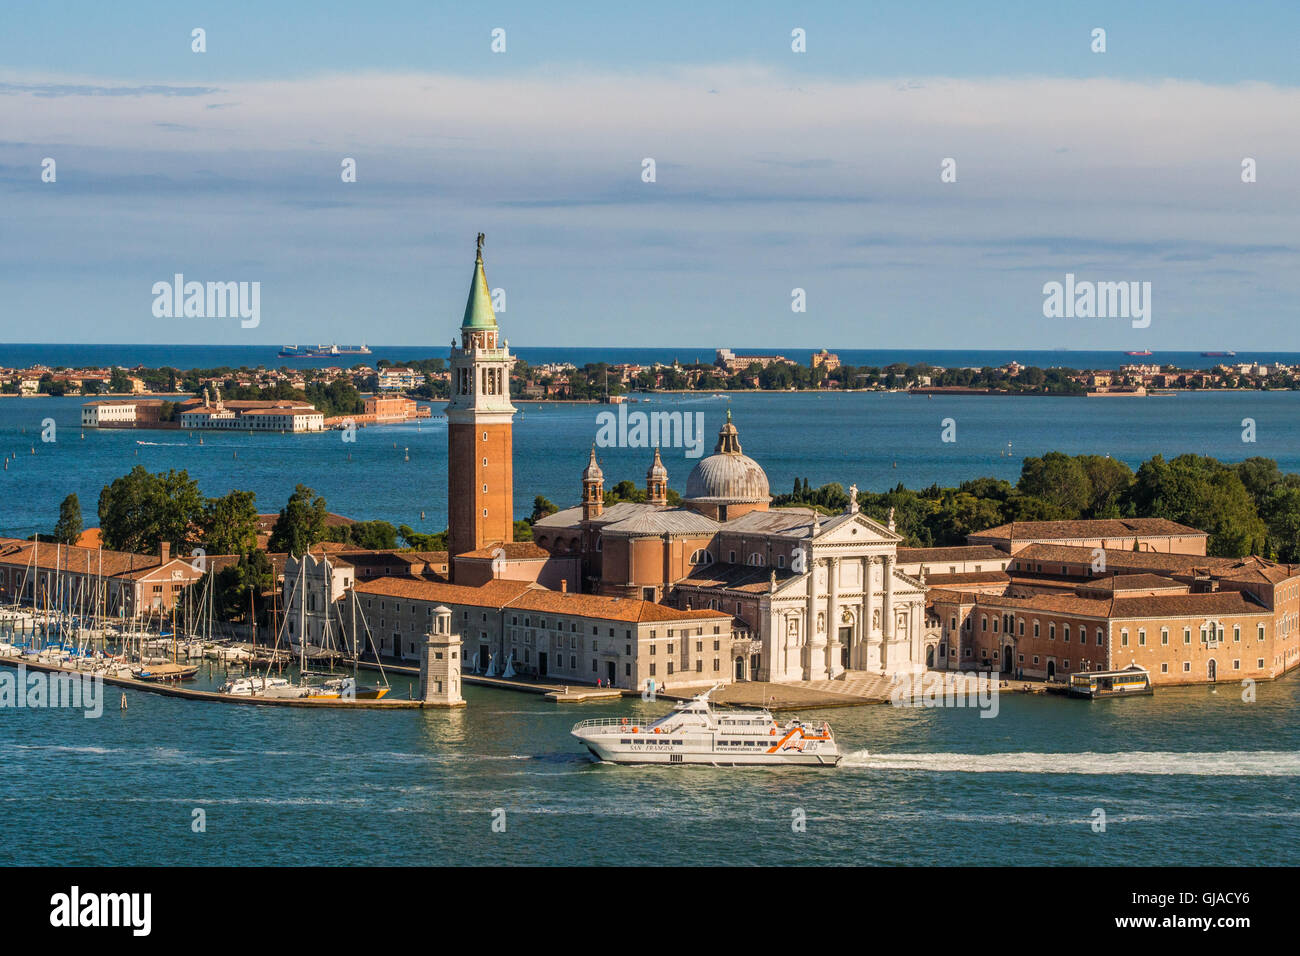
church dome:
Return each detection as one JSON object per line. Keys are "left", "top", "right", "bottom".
{"left": 684, "top": 412, "right": 770, "bottom": 503}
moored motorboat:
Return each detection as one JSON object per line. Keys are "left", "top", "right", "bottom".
{"left": 1068, "top": 664, "right": 1153, "bottom": 699}
{"left": 134, "top": 662, "right": 200, "bottom": 682}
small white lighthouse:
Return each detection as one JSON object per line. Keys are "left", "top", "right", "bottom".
{"left": 419, "top": 605, "right": 465, "bottom": 707}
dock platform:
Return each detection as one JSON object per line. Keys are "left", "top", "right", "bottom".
{"left": 0, "top": 657, "right": 436, "bottom": 709}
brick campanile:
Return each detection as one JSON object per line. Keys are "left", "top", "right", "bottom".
{"left": 447, "top": 234, "right": 517, "bottom": 574}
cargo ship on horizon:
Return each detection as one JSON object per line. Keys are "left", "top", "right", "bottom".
{"left": 278, "top": 343, "right": 372, "bottom": 358}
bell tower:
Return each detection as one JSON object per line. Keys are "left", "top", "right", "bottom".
{"left": 447, "top": 234, "right": 517, "bottom": 569}
{"left": 646, "top": 447, "right": 668, "bottom": 506}
{"left": 582, "top": 446, "right": 604, "bottom": 520}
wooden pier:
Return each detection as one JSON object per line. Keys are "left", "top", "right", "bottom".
{"left": 0, "top": 656, "right": 436, "bottom": 709}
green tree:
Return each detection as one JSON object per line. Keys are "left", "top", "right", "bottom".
{"left": 1018, "top": 452, "right": 1090, "bottom": 517}
{"left": 398, "top": 525, "right": 448, "bottom": 550}
{"left": 1121, "top": 454, "right": 1266, "bottom": 557}
{"left": 201, "top": 490, "right": 260, "bottom": 555}
{"left": 52, "top": 493, "right": 83, "bottom": 545}
{"left": 1259, "top": 484, "right": 1300, "bottom": 562}
{"left": 1075, "top": 455, "right": 1134, "bottom": 518}
{"left": 267, "top": 484, "right": 329, "bottom": 554}
{"left": 212, "top": 550, "right": 273, "bottom": 622}
{"left": 530, "top": 495, "right": 559, "bottom": 523}
{"left": 325, "top": 519, "right": 398, "bottom": 550}
{"left": 97, "top": 466, "right": 205, "bottom": 554}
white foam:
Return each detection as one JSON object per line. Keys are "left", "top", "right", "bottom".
{"left": 845, "top": 750, "right": 1300, "bottom": 776}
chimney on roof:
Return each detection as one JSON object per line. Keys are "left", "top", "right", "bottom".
{"left": 159, "top": 541, "right": 171, "bottom": 562}
{"left": 560, "top": 579, "right": 567, "bottom": 593}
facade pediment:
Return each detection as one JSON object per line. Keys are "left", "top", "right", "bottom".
{"left": 811, "top": 512, "right": 901, "bottom": 548}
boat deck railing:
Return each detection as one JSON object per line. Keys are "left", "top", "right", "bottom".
{"left": 573, "top": 716, "right": 677, "bottom": 732}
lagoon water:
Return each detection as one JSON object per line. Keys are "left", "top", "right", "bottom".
{"left": 3, "top": 389, "right": 1300, "bottom": 539}
{"left": 2, "top": 668, "right": 1297, "bottom": 866}
{"left": 2, "top": 387, "right": 1299, "bottom": 865}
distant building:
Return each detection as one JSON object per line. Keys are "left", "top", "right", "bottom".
{"left": 376, "top": 367, "right": 423, "bottom": 391}
{"left": 178, "top": 388, "right": 324, "bottom": 432}
{"left": 810, "top": 349, "right": 841, "bottom": 371}
{"left": 82, "top": 401, "right": 139, "bottom": 427}
{"left": 715, "top": 348, "right": 789, "bottom": 373}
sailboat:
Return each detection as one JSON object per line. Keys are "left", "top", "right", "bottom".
{"left": 221, "top": 555, "right": 389, "bottom": 699}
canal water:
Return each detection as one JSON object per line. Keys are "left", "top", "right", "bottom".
{"left": 1, "top": 665, "right": 1296, "bottom": 866}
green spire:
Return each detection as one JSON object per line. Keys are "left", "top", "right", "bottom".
{"left": 461, "top": 232, "right": 497, "bottom": 330}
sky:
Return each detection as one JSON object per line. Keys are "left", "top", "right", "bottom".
{"left": 1, "top": 1, "right": 1298, "bottom": 351}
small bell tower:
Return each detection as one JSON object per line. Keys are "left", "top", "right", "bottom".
{"left": 646, "top": 446, "right": 668, "bottom": 506}
{"left": 582, "top": 446, "right": 604, "bottom": 520}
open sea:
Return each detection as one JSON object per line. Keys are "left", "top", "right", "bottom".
{"left": 1, "top": 346, "right": 1298, "bottom": 866}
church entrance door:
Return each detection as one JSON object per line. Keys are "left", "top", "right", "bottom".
{"left": 538, "top": 652, "right": 548, "bottom": 677}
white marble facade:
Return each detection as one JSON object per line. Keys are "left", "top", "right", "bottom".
{"left": 760, "top": 512, "right": 927, "bottom": 682}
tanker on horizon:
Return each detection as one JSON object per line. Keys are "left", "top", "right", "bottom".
{"left": 278, "top": 343, "right": 372, "bottom": 358}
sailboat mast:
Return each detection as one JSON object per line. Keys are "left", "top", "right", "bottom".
{"left": 299, "top": 556, "right": 306, "bottom": 673}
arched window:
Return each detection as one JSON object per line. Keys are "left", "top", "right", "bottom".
{"left": 689, "top": 549, "right": 714, "bottom": 565}
{"left": 746, "top": 553, "right": 766, "bottom": 567}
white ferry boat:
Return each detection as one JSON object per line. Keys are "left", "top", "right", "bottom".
{"left": 571, "top": 686, "right": 841, "bottom": 767}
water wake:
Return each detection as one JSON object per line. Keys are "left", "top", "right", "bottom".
{"left": 846, "top": 750, "right": 1300, "bottom": 776}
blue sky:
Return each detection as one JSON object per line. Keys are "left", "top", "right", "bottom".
{"left": 1, "top": 1, "right": 1298, "bottom": 349}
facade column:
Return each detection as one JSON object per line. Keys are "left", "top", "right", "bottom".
{"left": 805, "top": 556, "right": 819, "bottom": 680}
{"left": 911, "top": 602, "right": 922, "bottom": 669}
{"left": 826, "top": 557, "right": 841, "bottom": 679}
{"left": 859, "top": 556, "right": 873, "bottom": 671}
{"left": 880, "top": 555, "right": 894, "bottom": 670}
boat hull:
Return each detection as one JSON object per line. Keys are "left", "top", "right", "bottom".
{"left": 575, "top": 732, "right": 841, "bottom": 767}
{"left": 579, "top": 739, "right": 840, "bottom": 767}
